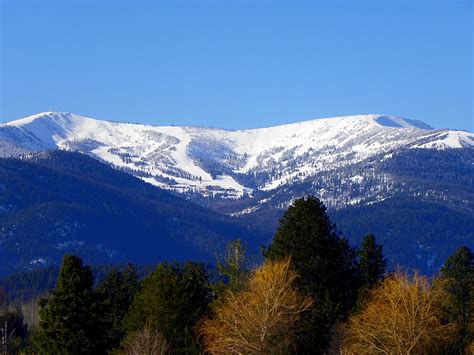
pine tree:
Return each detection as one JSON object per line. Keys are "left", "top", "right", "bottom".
{"left": 213, "top": 239, "right": 249, "bottom": 299}
{"left": 123, "top": 262, "right": 212, "bottom": 354}
{"left": 33, "top": 254, "right": 104, "bottom": 354}
{"left": 439, "top": 246, "right": 474, "bottom": 353}
{"left": 265, "top": 196, "right": 360, "bottom": 353}
{"left": 96, "top": 264, "right": 140, "bottom": 351}
{"left": 359, "top": 234, "right": 386, "bottom": 290}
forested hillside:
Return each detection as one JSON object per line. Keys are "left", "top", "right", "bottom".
{"left": 233, "top": 148, "right": 474, "bottom": 273}
{"left": 1, "top": 198, "right": 472, "bottom": 354}
{"left": 1, "top": 112, "right": 473, "bottom": 275}
{"left": 0, "top": 151, "right": 268, "bottom": 275}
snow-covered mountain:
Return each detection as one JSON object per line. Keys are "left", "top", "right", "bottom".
{"left": 1, "top": 112, "right": 473, "bottom": 274}
{"left": 1, "top": 112, "right": 472, "bottom": 201}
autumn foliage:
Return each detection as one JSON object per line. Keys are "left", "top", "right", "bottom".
{"left": 343, "top": 272, "right": 456, "bottom": 354}
{"left": 199, "top": 258, "right": 312, "bottom": 354}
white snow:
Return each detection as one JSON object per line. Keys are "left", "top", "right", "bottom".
{"left": 413, "top": 130, "right": 474, "bottom": 149}
{"left": 1, "top": 112, "right": 472, "bottom": 198}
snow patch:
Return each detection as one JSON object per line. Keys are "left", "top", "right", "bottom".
{"left": 1, "top": 112, "right": 472, "bottom": 199}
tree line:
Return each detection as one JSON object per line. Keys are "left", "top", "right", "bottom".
{"left": 1, "top": 196, "right": 472, "bottom": 354}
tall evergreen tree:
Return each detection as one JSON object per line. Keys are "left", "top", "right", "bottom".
{"left": 96, "top": 264, "right": 139, "bottom": 351}
{"left": 213, "top": 239, "right": 249, "bottom": 299}
{"left": 358, "top": 234, "right": 386, "bottom": 290}
{"left": 265, "top": 196, "right": 360, "bottom": 353}
{"left": 123, "top": 262, "right": 212, "bottom": 354}
{"left": 355, "top": 234, "right": 387, "bottom": 314}
{"left": 439, "top": 246, "right": 474, "bottom": 353}
{"left": 33, "top": 255, "right": 104, "bottom": 354}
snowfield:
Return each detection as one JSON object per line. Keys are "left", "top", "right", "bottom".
{"left": 1, "top": 112, "right": 472, "bottom": 198}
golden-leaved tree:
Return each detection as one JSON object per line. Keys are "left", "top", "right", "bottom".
{"left": 343, "top": 272, "right": 456, "bottom": 355}
{"left": 199, "top": 258, "right": 312, "bottom": 354}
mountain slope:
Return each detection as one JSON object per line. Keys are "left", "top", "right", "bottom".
{"left": 1, "top": 112, "right": 472, "bottom": 274}
{"left": 1, "top": 112, "right": 472, "bottom": 200}
{"left": 0, "top": 151, "right": 268, "bottom": 275}
{"left": 232, "top": 148, "right": 474, "bottom": 273}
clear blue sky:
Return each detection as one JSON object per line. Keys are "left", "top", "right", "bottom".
{"left": 1, "top": 0, "right": 472, "bottom": 131}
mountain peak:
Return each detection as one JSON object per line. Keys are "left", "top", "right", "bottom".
{"left": 3, "top": 111, "right": 79, "bottom": 127}
{"left": 373, "top": 115, "right": 433, "bottom": 130}
{"left": 4, "top": 112, "right": 435, "bottom": 132}
{"left": 0, "top": 110, "right": 471, "bottom": 198}
{"left": 267, "top": 114, "right": 434, "bottom": 132}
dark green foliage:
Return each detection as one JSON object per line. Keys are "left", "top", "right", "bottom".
{"left": 33, "top": 255, "right": 105, "bottom": 354}
{"left": 237, "top": 148, "right": 474, "bottom": 275}
{"left": 265, "top": 196, "right": 360, "bottom": 353}
{"left": 0, "top": 264, "right": 155, "bottom": 304}
{"left": 358, "top": 234, "right": 386, "bottom": 290}
{"left": 212, "top": 239, "right": 249, "bottom": 299}
{"left": 124, "top": 262, "right": 212, "bottom": 354}
{"left": 439, "top": 246, "right": 474, "bottom": 353}
{"left": 96, "top": 264, "right": 140, "bottom": 351}
{"left": 0, "top": 306, "right": 28, "bottom": 354}
{"left": 355, "top": 234, "right": 387, "bottom": 313}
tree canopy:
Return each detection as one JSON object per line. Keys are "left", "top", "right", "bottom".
{"left": 265, "top": 196, "right": 360, "bottom": 353}
{"left": 33, "top": 255, "right": 104, "bottom": 354}
{"left": 124, "top": 262, "right": 212, "bottom": 354}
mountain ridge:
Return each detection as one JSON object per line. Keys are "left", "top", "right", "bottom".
{"left": 0, "top": 112, "right": 473, "bottom": 274}
{"left": 1, "top": 111, "right": 437, "bottom": 130}
{"left": 1, "top": 112, "right": 472, "bottom": 201}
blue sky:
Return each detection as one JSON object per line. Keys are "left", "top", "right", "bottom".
{"left": 1, "top": 0, "right": 472, "bottom": 131}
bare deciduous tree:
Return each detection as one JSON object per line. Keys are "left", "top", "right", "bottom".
{"left": 21, "top": 298, "right": 41, "bottom": 328}
{"left": 343, "top": 272, "right": 456, "bottom": 355}
{"left": 122, "top": 323, "right": 170, "bottom": 355}
{"left": 199, "top": 257, "right": 312, "bottom": 354}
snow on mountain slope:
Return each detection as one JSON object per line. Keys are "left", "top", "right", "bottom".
{"left": 1, "top": 112, "right": 472, "bottom": 198}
